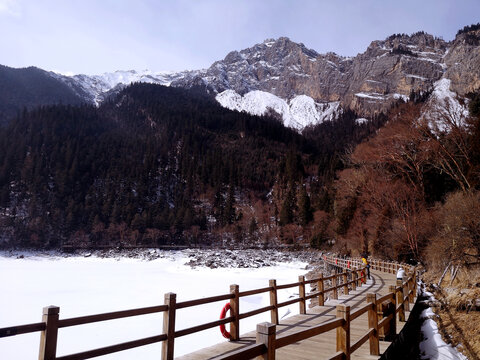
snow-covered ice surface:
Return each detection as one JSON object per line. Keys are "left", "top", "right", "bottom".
{"left": 419, "top": 290, "right": 467, "bottom": 360}
{"left": 0, "top": 251, "right": 309, "bottom": 359}
{"left": 216, "top": 89, "right": 341, "bottom": 131}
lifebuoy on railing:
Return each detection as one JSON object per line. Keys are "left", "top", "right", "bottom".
{"left": 219, "top": 302, "right": 231, "bottom": 339}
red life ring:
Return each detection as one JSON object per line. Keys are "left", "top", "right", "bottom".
{"left": 347, "top": 260, "right": 350, "bottom": 269}
{"left": 335, "top": 258, "right": 338, "bottom": 265}
{"left": 219, "top": 302, "right": 231, "bottom": 339}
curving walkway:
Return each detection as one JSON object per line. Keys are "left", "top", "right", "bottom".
{"left": 177, "top": 270, "right": 409, "bottom": 360}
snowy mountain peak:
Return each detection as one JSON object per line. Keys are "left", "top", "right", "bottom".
{"left": 53, "top": 69, "right": 193, "bottom": 106}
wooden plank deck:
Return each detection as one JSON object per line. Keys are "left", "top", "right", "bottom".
{"left": 177, "top": 270, "right": 411, "bottom": 360}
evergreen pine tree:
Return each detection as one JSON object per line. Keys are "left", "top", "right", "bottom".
{"left": 298, "top": 185, "right": 313, "bottom": 225}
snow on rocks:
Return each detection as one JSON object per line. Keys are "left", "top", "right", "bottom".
{"left": 421, "top": 78, "right": 470, "bottom": 133}
{"left": 419, "top": 286, "right": 468, "bottom": 360}
{"left": 215, "top": 89, "right": 341, "bottom": 131}
{"left": 183, "top": 248, "right": 321, "bottom": 269}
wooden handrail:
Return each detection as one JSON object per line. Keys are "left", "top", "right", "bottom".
{"left": 277, "top": 297, "right": 300, "bottom": 308}
{"left": 58, "top": 305, "right": 168, "bottom": 328}
{"left": 350, "top": 328, "right": 374, "bottom": 353}
{"left": 376, "top": 293, "right": 394, "bottom": 304}
{"left": 0, "top": 322, "right": 46, "bottom": 338}
{"left": 238, "top": 286, "right": 272, "bottom": 297}
{"left": 176, "top": 293, "right": 234, "bottom": 309}
{"left": 350, "top": 303, "right": 373, "bottom": 322}
{"left": 56, "top": 334, "right": 168, "bottom": 360}
{"left": 239, "top": 305, "right": 275, "bottom": 320}
{"left": 378, "top": 313, "right": 394, "bottom": 329}
{"left": 276, "top": 281, "right": 302, "bottom": 290}
{"left": 305, "top": 290, "right": 322, "bottom": 301}
{"left": 175, "top": 316, "right": 234, "bottom": 338}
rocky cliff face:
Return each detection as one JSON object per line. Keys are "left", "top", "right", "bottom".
{"left": 345, "top": 32, "right": 447, "bottom": 115}
{"left": 444, "top": 28, "right": 480, "bottom": 95}
{"left": 171, "top": 32, "right": 456, "bottom": 118}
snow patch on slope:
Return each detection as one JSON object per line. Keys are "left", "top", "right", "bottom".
{"left": 421, "top": 78, "right": 469, "bottom": 133}
{"left": 216, "top": 90, "right": 341, "bottom": 131}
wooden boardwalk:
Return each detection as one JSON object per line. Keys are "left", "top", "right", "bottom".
{"left": 178, "top": 270, "right": 411, "bottom": 360}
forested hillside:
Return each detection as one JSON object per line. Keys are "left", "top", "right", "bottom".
{"left": 0, "top": 65, "right": 85, "bottom": 126}
{"left": 1, "top": 81, "right": 479, "bottom": 275}
{"left": 0, "top": 84, "right": 373, "bottom": 248}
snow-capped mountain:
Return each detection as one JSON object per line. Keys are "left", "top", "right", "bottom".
{"left": 51, "top": 69, "right": 201, "bottom": 106}
{"left": 3, "top": 26, "right": 477, "bottom": 130}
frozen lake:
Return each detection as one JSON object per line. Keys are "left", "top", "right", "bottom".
{"left": 0, "top": 251, "right": 309, "bottom": 359}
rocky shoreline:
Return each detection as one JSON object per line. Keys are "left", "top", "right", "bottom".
{"left": 0, "top": 248, "right": 326, "bottom": 269}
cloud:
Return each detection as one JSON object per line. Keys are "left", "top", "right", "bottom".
{"left": 0, "top": 0, "right": 21, "bottom": 16}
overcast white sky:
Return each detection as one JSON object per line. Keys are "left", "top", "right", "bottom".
{"left": 1, "top": 0, "right": 479, "bottom": 75}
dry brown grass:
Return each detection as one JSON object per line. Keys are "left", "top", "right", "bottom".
{"left": 433, "top": 298, "right": 480, "bottom": 359}
{"left": 424, "top": 266, "right": 480, "bottom": 359}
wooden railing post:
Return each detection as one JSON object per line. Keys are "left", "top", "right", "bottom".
{"left": 336, "top": 305, "right": 351, "bottom": 360}
{"left": 269, "top": 279, "right": 279, "bottom": 325}
{"left": 352, "top": 269, "right": 357, "bottom": 291}
{"left": 299, "top": 275, "right": 306, "bottom": 314}
{"left": 409, "top": 275, "right": 415, "bottom": 304}
{"left": 162, "top": 293, "right": 176, "bottom": 360}
{"left": 412, "top": 268, "right": 418, "bottom": 296}
{"left": 38, "top": 306, "right": 59, "bottom": 360}
{"left": 366, "top": 294, "right": 379, "bottom": 355}
{"left": 396, "top": 280, "right": 405, "bottom": 322}
{"left": 343, "top": 270, "right": 349, "bottom": 295}
{"left": 403, "top": 280, "right": 410, "bottom": 312}
{"left": 332, "top": 270, "right": 338, "bottom": 300}
{"left": 388, "top": 286, "right": 397, "bottom": 340}
{"left": 413, "top": 270, "right": 417, "bottom": 298}
{"left": 358, "top": 268, "right": 364, "bottom": 287}
{"left": 256, "top": 322, "right": 276, "bottom": 360}
{"left": 317, "top": 273, "right": 325, "bottom": 306}
{"left": 230, "top": 284, "right": 240, "bottom": 340}
{"left": 377, "top": 301, "right": 385, "bottom": 340}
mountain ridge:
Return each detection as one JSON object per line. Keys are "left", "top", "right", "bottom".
{"left": 1, "top": 25, "right": 479, "bottom": 129}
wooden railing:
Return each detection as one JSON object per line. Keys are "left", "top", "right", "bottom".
{"left": 0, "top": 256, "right": 416, "bottom": 360}
{"left": 213, "top": 256, "right": 417, "bottom": 360}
